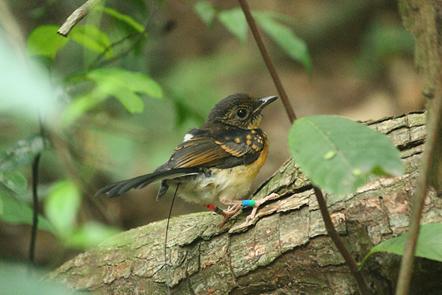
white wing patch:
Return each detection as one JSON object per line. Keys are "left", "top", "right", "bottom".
{"left": 183, "top": 133, "right": 194, "bottom": 142}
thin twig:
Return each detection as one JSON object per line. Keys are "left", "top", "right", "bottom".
{"left": 313, "top": 187, "right": 370, "bottom": 295}
{"left": 237, "top": 0, "right": 296, "bottom": 122}
{"left": 58, "top": 0, "right": 103, "bottom": 37}
{"left": 395, "top": 79, "right": 442, "bottom": 294}
{"left": 29, "top": 153, "right": 41, "bottom": 264}
{"left": 238, "top": 1, "right": 369, "bottom": 293}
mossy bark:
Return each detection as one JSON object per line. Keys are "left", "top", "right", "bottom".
{"left": 50, "top": 112, "right": 442, "bottom": 294}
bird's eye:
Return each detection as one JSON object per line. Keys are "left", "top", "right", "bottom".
{"left": 236, "top": 108, "right": 249, "bottom": 119}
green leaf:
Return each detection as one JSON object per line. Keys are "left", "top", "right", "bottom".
{"left": 194, "top": 1, "right": 216, "bottom": 25}
{"left": 363, "top": 223, "right": 442, "bottom": 265}
{"left": 98, "top": 6, "right": 144, "bottom": 32}
{"left": 63, "top": 68, "right": 163, "bottom": 125}
{"left": 70, "top": 25, "right": 112, "bottom": 57}
{"left": 44, "top": 180, "right": 81, "bottom": 236}
{"left": 65, "top": 222, "right": 120, "bottom": 249}
{"left": 0, "top": 135, "right": 48, "bottom": 172}
{"left": 0, "top": 171, "right": 27, "bottom": 195}
{"left": 218, "top": 8, "right": 248, "bottom": 42}
{"left": 254, "top": 12, "right": 312, "bottom": 74}
{"left": 288, "top": 115, "right": 404, "bottom": 197}
{"left": 0, "top": 190, "right": 53, "bottom": 232}
{"left": 27, "top": 25, "right": 68, "bottom": 59}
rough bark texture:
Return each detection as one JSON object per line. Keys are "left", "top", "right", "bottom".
{"left": 49, "top": 112, "right": 442, "bottom": 294}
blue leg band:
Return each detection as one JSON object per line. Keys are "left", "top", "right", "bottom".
{"left": 242, "top": 200, "right": 256, "bottom": 207}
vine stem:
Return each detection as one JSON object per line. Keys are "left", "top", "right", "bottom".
{"left": 238, "top": 1, "right": 369, "bottom": 293}
{"left": 395, "top": 79, "right": 442, "bottom": 294}
{"left": 237, "top": 0, "right": 296, "bottom": 122}
{"left": 29, "top": 153, "right": 41, "bottom": 264}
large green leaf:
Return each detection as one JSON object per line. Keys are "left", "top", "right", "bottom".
{"left": 44, "top": 180, "right": 81, "bottom": 236}
{"left": 63, "top": 68, "right": 163, "bottom": 125}
{"left": 27, "top": 25, "right": 68, "bottom": 59}
{"left": 0, "top": 190, "right": 53, "bottom": 232}
{"left": 0, "top": 135, "right": 48, "bottom": 172}
{"left": 363, "top": 223, "right": 442, "bottom": 265}
{"left": 254, "top": 12, "right": 312, "bottom": 74}
{"left": 70, "top": 25, "right": 112, "bottom": 57}
{"left": 98, "top": 6, "right": 144, "bottom": 32}
{"left": 65, "top": 222, "right": 120, "bottom": 249}
{"left": 194, "top": 1, "right": 216, "bottom": 26}
{"left": 218, "top": 8, "right": 248, "bottom": 42}
{"left": 288, "top": 115, "right": 404, "bottom": 197}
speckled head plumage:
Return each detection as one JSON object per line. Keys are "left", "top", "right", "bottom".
{"left": 205, "top": 93, "right": 278, "bottom": 129}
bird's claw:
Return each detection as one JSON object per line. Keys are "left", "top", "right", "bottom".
{"left": 244, "top": 192, "right": 279, "bottom": 223}
{"left": 218, "top": 203, "right": 242, "bottom": 227}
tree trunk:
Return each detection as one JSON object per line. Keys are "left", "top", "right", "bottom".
{"left": 399, "top": 0, "right": 442, "bottom": 191}
{"left": 49, "top": 112, "right": 442, "bottom": 294}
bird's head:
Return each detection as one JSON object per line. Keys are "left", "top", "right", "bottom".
{"left": 206, "top": 93, "right": 278, "bottom": 129}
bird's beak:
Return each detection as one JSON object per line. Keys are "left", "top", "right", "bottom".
{"left": 254, "top": 96, "right": 278, "bottom": 113}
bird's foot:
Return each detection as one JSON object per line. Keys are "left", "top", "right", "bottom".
{"left": 219, "top": 203, "right": 242, "bottom": 227}
{"left": 206, "top": 202, "right": 242, "bottom": 227}
{"left": 243, "top": 193, "right": 279, "bottom": 223}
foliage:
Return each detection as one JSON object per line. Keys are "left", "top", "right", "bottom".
{"left": 0, "top": 189, "right": 53, "bottom": 232}
{"left": 0, "top": 135, "right": 48, "bottom": 172}
{"left": 2, "top": 3, "right": 437, "bottom": 293}
{"left": 288, "top": 115, "right": 404, "bottom": 197}
{"left": 0, "top": 262, "right": 85, "bottom": 295}
{"left": 44, "top": 180, "right": 81, "bottom": 236}
{"left": 358, "top": 20, "right": 414, "bottom": 75}
{"left": 63, "top": 68, "right": 163, "bottom": 125}
{"left": 218, "top": 8, "right": 249, "bottom": 43}
{"left": 0, "top": 33, "right": 60, "bottom": 122}
{"left": 194, "top": 1, "right": 216, "bottom": 26}
{"left": 362, "top": 223, "right": 442, "bottom": 264}
{"left": 254, "top": 12, "right": 312, "bottom": 74}
{"left": 27, "top": 25, "right": 68, "bottom": 59}
{"left": 97, "top": 6, "right": 144, "bottom": 33}
{"left": 193, "top": 3, "right": 312, "bottom": 73}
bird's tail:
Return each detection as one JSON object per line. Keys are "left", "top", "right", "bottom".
{"left": 95, "top": 167, "right": 200, "bottom": 197}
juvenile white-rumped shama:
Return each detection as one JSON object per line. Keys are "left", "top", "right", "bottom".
{"left": 96, "top": 93, "right": 279, "bottom": 225}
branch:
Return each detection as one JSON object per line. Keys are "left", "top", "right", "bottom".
{"left": 237, "top": 0, "right": 296, "bottom": 122}
{"left": 58, "top": 0, "right": 103, "bottom": 37}
{"left": 395, "top": 1, "right": 442, "bottom": 294}
{"left": 50, "top": 112, "right": 434, "bottom": 294}
{"left": 29, "top": 153, "right": 41, "bottom": 264}
{"left": 313, "top": 187, "right": 369, "bottom": 294}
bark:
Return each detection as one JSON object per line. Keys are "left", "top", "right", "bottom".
{"left": 49, "top": 112, "right": 442, "bottom": 294}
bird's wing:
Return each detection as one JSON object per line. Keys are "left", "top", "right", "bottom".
{"left": 166, "top": 127, "right": 265, "bottom": 169}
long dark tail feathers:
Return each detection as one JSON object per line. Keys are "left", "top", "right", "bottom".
{"left": 95, "top": 168, "right": 201, "bottom": 198}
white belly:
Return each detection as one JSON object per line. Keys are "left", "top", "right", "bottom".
{"left": 174, "top": 166, "right": 256, "bottom": 206}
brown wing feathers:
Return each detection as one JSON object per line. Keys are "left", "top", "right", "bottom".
{"left": 97, "top": 127, "right": 266, "bottom": 197}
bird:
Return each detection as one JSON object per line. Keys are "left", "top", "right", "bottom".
{"left": 96, "top": 93, "right": 279, "bottom": 225}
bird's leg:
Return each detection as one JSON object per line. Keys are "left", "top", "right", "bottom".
{"left": 207, "top": 200, "right": 243, "bottom": 227}
{"left": 242, "top": 193, "right": 280, "bottom": 223}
